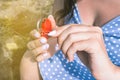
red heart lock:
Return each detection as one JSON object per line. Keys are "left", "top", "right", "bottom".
{"left": 40, "top": 18, "right": 52, "bottom": 39}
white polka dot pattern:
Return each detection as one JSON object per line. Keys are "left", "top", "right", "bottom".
{"left": 39, "top": 4, "right": 120, "bottom": 80}
{"left": 39, "top": 51, "right": 95, "bottom": 80}
{"left": 102, "top": 17, "right": 120, "bottom": 66}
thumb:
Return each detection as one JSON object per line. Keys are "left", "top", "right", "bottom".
{"left": 48, "top": 15, "right": 58, "bottom": 29}
{"left": 48, "top": 24, "right": 70, "bottom": 37}
{"left": 48, "top": 15, "right": 72, "bottom": 37}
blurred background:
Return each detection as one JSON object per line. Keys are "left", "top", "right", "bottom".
{"left": 0, "top": 0, "right": 54, "bottom": 80}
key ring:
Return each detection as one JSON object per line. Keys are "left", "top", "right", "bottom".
{"left": 37, "top": 17, "right": 60, "bottom": 51}
{"left": 37, "top": 19, "right": 41, "bottom": 31}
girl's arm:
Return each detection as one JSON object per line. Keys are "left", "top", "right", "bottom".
{"left": 20, "top": 15, "right": 57, "bottom": 80}
{"left": 20, "top": 50, "right": 43, "bottom": 80}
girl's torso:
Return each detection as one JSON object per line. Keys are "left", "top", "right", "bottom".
{"left": 51, "top": 0, "right": 120, "bottom": 65}
{"left": 76, "top": 0, "right": 120, "bottom": 27}
{"left": 38, "top": 0, "right": 120, "bottom": 80}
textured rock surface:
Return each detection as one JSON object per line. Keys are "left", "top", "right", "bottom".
{"left": 0, "top": 0, "right": 54, "bottom": 80}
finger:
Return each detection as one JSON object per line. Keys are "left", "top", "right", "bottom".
{"left": 48, "top": 24, "right": 73, "bottom": 37}
{"left": 48, "top": 24, "right": 91, "bottom": 37}
{"left": 36, "top": 52, "right": 51, "bottom": 62}
{"left": 31, "top": 43, "right": 49, "bottom": 57}
{"left": 48, "top": 15, "right": 57, "bottom": 29}
{"left": 27, "top": 37, "right": 47, "bottom": 50}
{"left": 58, "top": 26, "right": 90, "bottom": 46}
{"left": 62, "top": 32, "right": 96, "bottom": 54}
{"left": 58, "top": 26, "right": 102, "bottom": 46}
{"left": 30, "top": 29, "right": 41, "bottom": 39}
{"left": 67, "top": 40, "right": 90, "bottom": 62}
{"left": 48, "top": 24, "right": 102, "bottom": 44}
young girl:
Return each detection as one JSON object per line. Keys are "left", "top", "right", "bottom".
{"left": 20, "top": 0, "right": 120, "bottom": 80}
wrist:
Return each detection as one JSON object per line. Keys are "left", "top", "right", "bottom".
{"left": 92, "top": 64, "right": 114, "bottom": 80}
{"left": 114, "top": 66, "right": 120, "bottom": 80}
{"left": 100, "top": 65, "right": 120, "bottom": 80}
{"left": 22, "top": 50, "right": 36, "bottom": 62}
{"left": 90, "top": 52, "right": 116, "bottom": 80}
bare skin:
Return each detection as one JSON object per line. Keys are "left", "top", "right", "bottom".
{"left": 20, "top": 50, "right": 42, "bottom": 80}
{"left": 20, "top": 0, "right": 120, "bottom": 80}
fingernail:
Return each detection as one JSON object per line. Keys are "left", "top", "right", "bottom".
{"left": 40, "top": 37, "right": 47, "bottom": 43}
{"left": 36, "top": 52, "right": 49, "bottom": 62}
{"left": 42, "top": 52, "right": 48, "bottom": 57}
{"left": 69, "top": 59, "right": 73, "bottom": 62}
{"left": 48, "top": 15, "right": 53, "bottom": 19}
{"left": 69, "top": 58, "right": 74, "bottom": 62}
{"left": 48, "top": 30, "right": 56, "bottom": 36}
{"left": 55, "top": 43, "right": 59, "bottom": 51}
{"left": 36, "top": 56, "right": 42, "bottom": 62}
{"left": 34, "top": 32, "right": 40, "bottom": 38}
{"left": 42, "top": 44, "right": 49, "bottom": 50}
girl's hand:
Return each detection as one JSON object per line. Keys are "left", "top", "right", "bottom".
{"left": 48, "top": 24, "right": 104, "bottom": 61}
{"left": 48, "top": 24, "right": 118, "bottom": 80}
{"left": 27, "top": 15, "right": 58, "bottom": 62}
{"left": 20, "top": 15, "right": 58, "bottom": 80}
{"left": 27, "top": 29, "right": 51, "bottom": 62}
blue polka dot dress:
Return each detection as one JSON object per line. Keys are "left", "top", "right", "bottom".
{"left": 38, "top": 4, "right": 120, "bottom": 80}
{"left": 102, "top": 16, "right": 120, "bottom": 66}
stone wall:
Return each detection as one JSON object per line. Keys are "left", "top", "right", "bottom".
{"left": 0, "top": 0, "right": 54, "bottom": 80}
